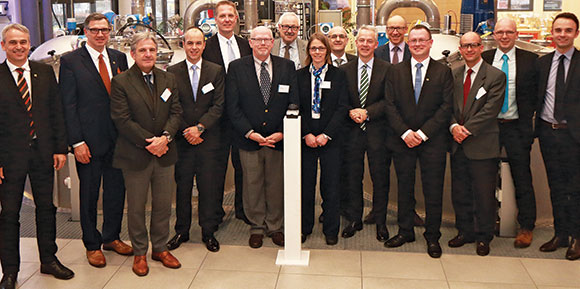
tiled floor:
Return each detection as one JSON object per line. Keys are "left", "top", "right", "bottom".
{"left": 3, "top": 238, "right": 580, "bottom": 289}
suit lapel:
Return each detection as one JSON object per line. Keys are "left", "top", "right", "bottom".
{"left": 80, "top": 46, "right": 109, "bottom": 92}
{"left": 464, "top": 62, "right": 487, "bottom": 115}
{"left": 153, "top": 67, "right": 167, "bottom": 115}
{"left": 245, "top": 56, "right": 263, "bottom": 105}
{"left": 107, "top": 48, "right": 122, "bottom": 76}
{"left": 29, "top": 62, "right": 41, "bottom": 110}
{"left": 197, "top": 60, "right": 213, "bottom": 102}
{"left": 1, "top": 62, "right": 27, "bottom": 112}
{"left": 128, "top": 65, "right": 155, "bottom": 114}
{"left": 401, "top": 60, "right": 416, "bottom": 105}
{"left": 179, "top": 61, "right": 195, "bottom": 101}
{"left": 565, "top": 49, "right": 580, "bottom": 93}
{"left": 346, "top": 62, "right": 361, "bottom": 107}
{"left": 454, "top": 66, "right": 466, "bottom": 114}
{"left": 269, "top": 56, "right": 281, "bottom": 105}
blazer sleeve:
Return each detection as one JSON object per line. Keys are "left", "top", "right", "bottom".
{"left": 419, "top": 67, "right": 454, "bottom": 137}
{"left": 48, "top": 66, "right": 68, "bottom": 154}
{"left": 464, "top": 71, "right": 506, "bottom": 136}
{"left": 384, "top": 67, "right": 409, "bottom": 136}
{"left": 198, "top": 66, "right": 225, "bottom": 130}
{"left": 322, "top": 69, "right": 349, "bottom": 139}
{"left": 226, "top": 63, "right": 254, "bottom": 136}
{"left": 59, "top": 56, "right": 83, "bottom": 146}
{"left": 162, "top": 75, "right": 184, "bottom": 137}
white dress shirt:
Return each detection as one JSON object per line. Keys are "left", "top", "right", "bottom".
{"left": 85, "top": 44, "right": 113, "bottom": 80}
{"left": 6, "top": 59, "right": 32, "bottom": 99}
{"left": 331, "top": 53, "right": 348, "bottom": 67}
{"left": 401, "top": 57, "right": 431, "bottom": 141}
{"left": 278, "top": 39, "right": 300, "bottom": 69}
{"left": 218, "top": 33, "right": 241, "bottom": 72}
{"left": 492, "top": 47, "right": 518, "bottom": 119}
{"left": 389, "top": 42, "right": 406, "bottom": 63}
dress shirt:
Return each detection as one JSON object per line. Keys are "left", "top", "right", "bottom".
{"left": 389, "top": 41, "right": 406, "bottom": 63}
{"left": 186, "top": 58, "right": 202, "bottom": 91}
{"left": 401, "top": 57, "right": 431, "bottom": 141}
{"left": 217, "top": 32, "right": 241, "bottom": 72}
{"left": 450, "top": 58, "right": 484, "bottom": 133}
{"left": 6, "top": 59, "right": 32, "bottom": 101}
{"left": 331, "top": 53, "right": 348, "bottom": 67}
{"left": 492, "top": 47, "right": 518, "bottom": 119}
{"left": 309, "top": 64, "right": 328, "bottom": 119}
{"left": 85, "top": 44, "right": 113, "bottom": 80}
{"left": 278, "top": 39, "right": 300, "bottom": 69}
{"left": 357, "top": 57, "right": 374, "bottom": 92}
{"left": 540, "top": 47, "right": 574, "bottom": 124}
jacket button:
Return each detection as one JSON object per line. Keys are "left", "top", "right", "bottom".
{"left": 265, "top": 109, "right": 268, "bottom": 112}
{"left": 152, "top": 117, "right": 156, "bottom": 121}
{"left": 262, "top": 122, "right": 267, "bottom": 126}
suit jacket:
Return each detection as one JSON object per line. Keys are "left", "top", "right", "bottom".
{"left": 385, "top": 58, "right": 454, "bottom": 152}
{"left": 450, "top": 61, "right": 506, "bottom": 160}
{"left": 535, "top": 48, "right": 580, "bottom": 143}
{"left": 59, "top": 46, "right": 128, "bottom": 157}
{"left": 167, "top": 59, "right": 225, "bottom": 147}
{"left": 226, "top": 55, "right": 299, "bottom": 151}
{"left": 272, "top": 38, "right": 308, "bottom": 69}
{"left": 0, "top": 61, "right": 67, "bottom": 168}
{"left": 110, "top": 65, "right": 183, "bottom": 170}
{"left": 482, "top": 48, "right": 538, "bottom": 144}
{"left": 202, "top": 34, "right": 252, "bottom": 68}
{"left": 297, "top": 64, "right": 349, "bottom": 140}
{"left": 375, "top": 42, "right": 411, "bottom": 64}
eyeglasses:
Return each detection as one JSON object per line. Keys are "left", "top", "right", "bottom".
{"left": 328, "top": 34, "right": 347, "bottom": 40}
{"left": 408, "top": 38, "right": 431, "bottom": 45}
{"left": 386, "top": 26, "right": 407, "bottom": 32}
{"left": 87, "top": 28, "right": 111, "bottom": 35}
{"left": 280, "top": 25, "right": 300, "bottom": 31}
{"left": 250, "top": 38, "right": 273, "bottom": 43}
{"left": 494, "top": 31, "right": 516, "bottom": 36}
{"left": 460, "top": 43, "right": 482, "bottom": 49}
{"left": 309, "top": 46, "right": 327, "bottom": 52}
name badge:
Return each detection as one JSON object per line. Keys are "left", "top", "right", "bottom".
{"left": 278, "top": 84, "right": 290, "bottom": 93}
{"left": 321, "top": 81, "right": 331, "bottom": 89}
{"left": 475, "top": 87, "right": 486, "bottom": 100}
{"left": 202, "top": 82, "right": 214, "bottom": 94}
{"left": 160, "top": 88, "right": 171, "bottom": 102}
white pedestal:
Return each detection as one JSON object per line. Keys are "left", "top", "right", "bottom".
{"left": 498, "top": 161, "right": 517, "bottom": 237}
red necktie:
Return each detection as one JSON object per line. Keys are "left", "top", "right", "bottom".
{"left": 99, "top": 54, "right": 111, "bottom": 94}
{"left": 463, "top": 68, "right": 473, "bottom": 108}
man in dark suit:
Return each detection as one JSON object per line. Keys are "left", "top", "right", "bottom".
{"left": 327, "top": 26, "right": 357, "bottom": 67}
{"left": 482, "top": 18, "right": 538, "bottom": 249}
{"left": 226, "top": 26, "right": 298, "bottom": 249}
{"left": 375, "top": 15, "right": 411, "bottom": 64}
{"left": 202, "top": 0, "right": 252, "bottom": 225}
{"left": 166, "top": 27, "right": 225, "bottom": 253}
{"left": 384, "top": 25, "right": 453, "bottom": 258}
{"left": 110, "top": 32, "right": 183, "bottom": 276}
{"left": 448, "top": 32, "right": 505, "bottom": 256}
{"left": 535, "top": 12, "right": 580, "bottom": 260}
{"left": 0, "top": 23, "right": 74, "bottom": 289}
{"left": 341, "top": 25, "right": 390, "bottom": 242}
{"left": 59, "top": 13, "right": 133, "bottom": 268}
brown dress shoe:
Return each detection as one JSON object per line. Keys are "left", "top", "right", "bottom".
{"left": 271, "top": 232, "right": 285, "bottom": 247}
{"left": 86, "top": 250, "right": 106, "bottom": 268}
{"left": 151, "top": 251, "right": 181, "bottom": 269}
{"left": 249, "top": 234, "right": 263, "bottom": 248}
{"left": 539, "top": 236, "right": 569, "bottom": 252}
{"left": 103, "top": 240, "right": 134, "bottom": 256}
{"left": 132, "top": 256, "right": 148, "bottom": 276}
{"left": 565, "top": 238, "right": 580, "bottom": 260}
{"left": 514, "top": 229, "right": 533, "bottom": 248}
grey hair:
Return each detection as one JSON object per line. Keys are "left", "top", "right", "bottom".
{"left": 356, "top": 25, "right": 378, "bottom": 41}
{"left": 130, "top": 32, "right": 158, "bottom": 52}
{"left": 250, "top": 26, "right": 274, "bottom": 39}
{"left": 277, "top": 12, "right": 300, "bottom": 27}
{"left": 1, "top": 23, "right": 30, "bottom": 42}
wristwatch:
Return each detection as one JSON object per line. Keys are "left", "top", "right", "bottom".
{"left": 162, "top": 131, "right": 173, "bottom": 142}
{"left": 196, "top": 124, "right": 205, "bottom": 133}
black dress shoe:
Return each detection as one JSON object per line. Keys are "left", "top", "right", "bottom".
{"left": 0, "top": 273, "right": 17, "bottom": 289}
{"left": 325, "top": 235, "right": 338, "bottom": 245}
{"left": 385, "top": 234, "right": 415, "bottom": 248}
{"left": 448, "top": 234, "right": 474, "bottom": 248}
{"left": 341, "top": 221, "right": 363, "bottom": 238}
{"left": 427, "top": 241, "right": 442, "bottom": 258}
{"left": 318, "top": 213, "right": 324, "bottom": 223}
{"left": 40, "top": 259, "right": 74, "bottom": 280}
{"left": 363, "top": 211, "right": 376, "bottom": 224}
{"left": 565, "top": 238, "right": 580, "bottom": 260}
{"left": 202, "top": 236, "right": 220, "bottom": 252}
{"left": 476, "top": 241, "right": 490, "bottom": 256}
{"left": 166, "top": 233, "right": 190, "bottom": 250}
{"left": 376, "top": 225, "right": 389, "bottom": 242}
{"left": 540, "top": 235, "right": 569, "bottom": 252}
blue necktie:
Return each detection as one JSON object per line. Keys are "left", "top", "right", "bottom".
{"left": 501, "top": 54, "right": 509, "bottom": 113}
{"left": 191, "top": 64, "right": 199, "bottom": 101}
{"left": 414, "top": 63, "right": 423, "bottom": 104}
{"left": 312, "top": 64, "right": 325, "bottom": 114}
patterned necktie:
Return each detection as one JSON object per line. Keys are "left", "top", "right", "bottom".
{"left": 226, "top": 39, "right": 236, "bottom": 71}
{"left": 414, "top": 63, "right": 423, "bottom": 104}
{"left": 554, "top": 54, "right": 566, "bottom": 122}
{"left": 144, "top": 74, "right": 154, "bottom": 95}
{"left": 359, "top": 64, "right": 369, "bottom": 131}
{"left": 312, "top": 64, "right": 325, "bottom": 114}
{"left": 191, "top": 64, "right": 199, "bottom": 101}
{"left": 284, "top": 45, "right": 290, "bottom": 59}
{"left": 16, "top": 68, "right": 34, "bottom": 137}
{"left": 501, "top": 54, "right": 509, "bottom": 113}
{"left": 259, "top": 61, "right": 271, "bottom": 105}
{"left": 391, "top": 46, "right": 400, "bottom": 64}
{"left": 335, "top": 58, "right": 343, "bottom": 67}
{"left": 98, "top": 54, "right": 111, "bottom": 94}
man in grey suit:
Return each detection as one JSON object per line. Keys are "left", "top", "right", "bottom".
{"left": 272, "top": 12, "right": 307, "bottom": 69}
{"left": 448, "top": 32, "right": 506, "bottom": 256}
{"left": 110, "top": 32, "right": 183, "bottom": 276}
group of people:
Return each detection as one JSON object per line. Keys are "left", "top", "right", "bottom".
{"left": 1, "top": 1, "right": 579, "bottom": 287}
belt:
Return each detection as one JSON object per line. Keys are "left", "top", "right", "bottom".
{"left": 497, "top": 118, "right": 517, "bottom": 123}
{"left": 541, "top": 119, "right": 568, "bottom": 129}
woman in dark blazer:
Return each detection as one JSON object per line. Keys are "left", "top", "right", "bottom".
{"left": 298, "top": 33, "right": 349, "bottom": 245}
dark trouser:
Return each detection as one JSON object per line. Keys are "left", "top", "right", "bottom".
{"left": 344, "top": 128, "right": 389, "bottom": 226}
{"left": 498, "top": 121, "right": 536, "bottom": 231}
{"left": 537, "top": 121, "right": 580, "bottom": 238}
{"left": 231, "top": 143, "right": 244, "bottom": 217}
{"left": 393, "top": 144, "right": 446, "bottom": 242}
{"left": 451, "top": 147, "right": 498, "bottom": 243}
{"left": 220, "top": 122, "right": 244, "bottom": 219}
{"left": 174, "top": 140, "right": 224, "bottom": 238}
{"left": 0, "top": 143, "right": 58, "bottom": 274}
{"left": 301, "top": 141, "right": 341, "bottom": 237}
{"left": 76, "top": 148, "right": 125, "bottom": 251}
{"left": 338, "top": 141, "right": 349, "bottom": 216}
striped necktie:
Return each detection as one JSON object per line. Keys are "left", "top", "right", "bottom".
{"left": 16, "top": 68, "right": 35, "bottom": 137}
{"left": 359, "top": 64, "right": 369, "bottom": 131}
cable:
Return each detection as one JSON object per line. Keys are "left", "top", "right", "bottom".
{"left": 52, "top": 4, "right": 63, "bottom": 29}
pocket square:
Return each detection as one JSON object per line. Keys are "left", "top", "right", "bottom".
{"left": 475, "top": 87, "right": 486, "bottom": 100}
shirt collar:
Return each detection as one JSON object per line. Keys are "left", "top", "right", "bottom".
{"left": 186, "top": 58, "right": 203, "bottom": 70}
{"left": 309, "top": 63, "right": 328, "bottom": 74}
{"left": 465, "top": 58, "right": 484, "bottom": 74}
{"left": 282, "top": 40, "right": 297, "bottom": 49}
{"left": 331, "top": 53, "right": 347, "bottom": 62}
{"left": 411, "top": 57, "right": 430, "bottom": 70}
{"left": 389, "top": 41, "right": 405, "bottom": 52}
{"left": 494, "top": 46, "right": 516, "bottom": 61}
{"left": 358, "top": 57, "right": 374, "bottom": 70}
{"left": 555, "top": 47, "right": 575, "bottom": 61}
{"left": 6, "top": 59, "right": 30, "bottom": 73}
{"left": 85, "top": 44, "right": 109, "bottom": 61}
{"left": 253, "top": 55, "right": 271, "bottom": 67}
{"left": 218, "top": 32, "right": 235, "bottom": 43}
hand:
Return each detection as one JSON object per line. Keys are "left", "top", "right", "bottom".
{"left": 403, "top": 131, "right": 423, "bottom": 148}
{"left": 0, "top": 167, "right": 4, "bottom": 184}
{"left": 183, "top": 126, "right": 203, "bottom": 145}
{"left": 315, "top": 134, "right": 329, "bottom": 147}
{"left": 145, "top": 136, "right": 169, "bottom": 157}
{"left": 452, "top": 125, "right": 471, "bottom": 144}
{"left": 304, "top": 133, "right": 317, "bottom": 148}
{"left": 53, "top": 154, "right": 67, "bottom": 170}
{"left": 349, "top": 108, "right": 367, "bottom": 124}
{"left": 265, "top": 132, "right": 283, "bottom": 146}
{"left": 249, "top": 132, "right": 270, "bottom": 147}
{"left": 73, "top": 143, "right": 91, "bottom": 164}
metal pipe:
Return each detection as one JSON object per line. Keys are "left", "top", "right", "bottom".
{"left": 376, "top": 0, "right": 441, "bottom": 29}
{"left": 184, "top": 0, "right": 243, "bottom": 33}
{"left": 131, "top": 0, "right": 145, "bottom": 15}
{"left": 356, "top": 0, "right": 371, "bottom": 28}
{"left": 244, "top": 0, "right": 258, "bottom": 32}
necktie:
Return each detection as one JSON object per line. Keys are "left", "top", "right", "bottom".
{"left": 144, "top": 74, "right": 154, "bottom": 95}
{"left": 414, "top": 63, "right": 423, "bottom": 104}
{"left": 335, "top": 58, "right": 344, "bottom": 67}
{"left": 98, "top": 54, "right": 111, "bottom": 94}
{"left": 312, "top": 64, "right": 325, "bottom": 114}
{"left": 16, "top": 68, "right": 34, "bottom": 137}
{"left": 359, "top": 64, "right": 369, "bottom": 131}
{"left": 284, "top": 45, "right": 290, "bottom": 59}
{"left": 259, "top": 61, "right": 271, "bottom": 105}
{"left": 191, "top": 64, "right": 199, "bottom": 101}
{"left": 501, "top": 54, "right": 509, "bottom": 113}
{"left": 391, "top": 46, "right": 400, "bottom": 64}
{"left": 554, "top": 54, "right": 566, "bottom": 122}
{"left": 463, "top": 68, "right": 473, "bottom": 109}
{"left": 226, "top": 39, "right": 236, "bottom": 71}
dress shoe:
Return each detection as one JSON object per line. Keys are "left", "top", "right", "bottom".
{"left": 166, "top": 233, "right": 190, "bottom": 251}
{"left": 540, "top": 235, "right": 569, "bottom": 252}
{"left": 376, "top": 225, "right": 389, "bottom": 242}
{"left": 249, "top": 234, "right": 264, "bottom": 248}
{"left": 476, "top": 241, "right": 490, "bottom": 256}
{"left": 385, "top": 234, "right": 415, "bottom": 248}
{"left": 0, "top": 273, "right": 17, "bottom": 289}
{"left": 414, "top": 211, "right": 425, "bottom": 227}
{"left": 341, "top": 221, "right": 363, "bottom": 238}
{"left": 325, "top": 235, "right": 338, "bottom": 245}
{"left": 565, "top": 238, "right": 580, "bottom": 260}
{"left": 152, "top": 251, "right": 181, "bottom": 269}
{"left": 132, "top": 255, "right": 149, "bottom": 276}
{"left": 271, "top": 232, "right": 285, "bottom": 247}
{"left": 427, "top": 241, "right": 442, "bottom": 258}
{"left": 514, "top": 229, "right": 533, "bottom": 248}
{"left": 448, "top": 234, "right": 474, "bottom": 248}
{"left": 40, "top": 259, "right": 74, "bottom": 280}
{"left": 103, "top": 240, "right": 133, "bottom": 256}
{"left": 363, "top": 211, "right": 376, "bottom": 224}
{"left": 86, "top": 249, "right": 106, "bottom": 268}
{"left": 318, "top": 213, "right": 324, "bottom": 223}
{"left": 202, "top": 235, "right": 220, "bottom": 252}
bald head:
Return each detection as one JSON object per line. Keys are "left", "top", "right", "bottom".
{"left": 327, "top": 26, "right": 348, "bottom": 56}
{"left": 386, "top": 15, "right": 407, "bottom": 45}
{"left": 493, "top": 18, "right": 518, "bottom": 53}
